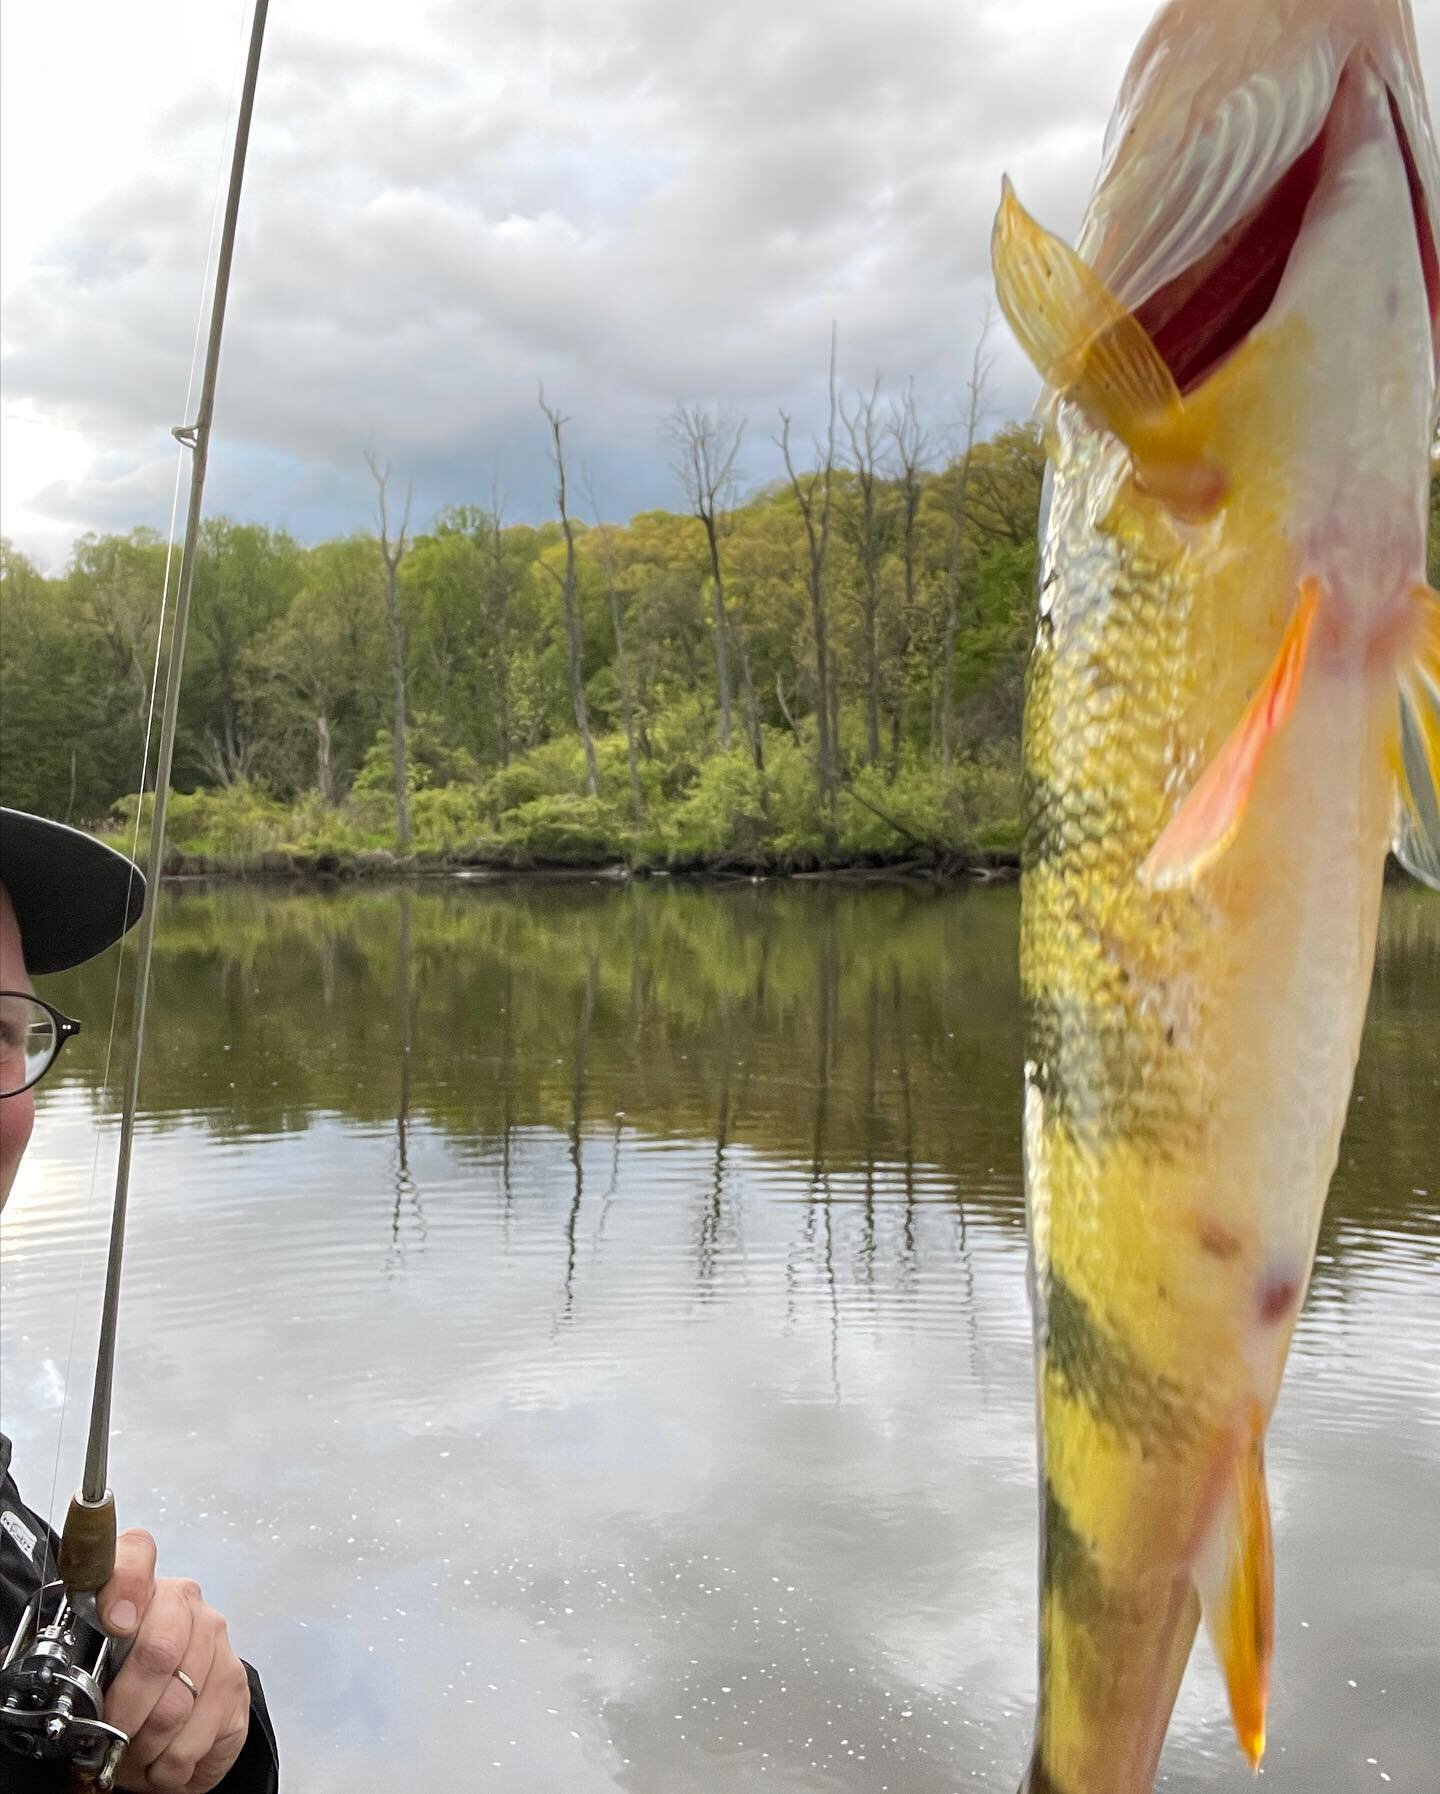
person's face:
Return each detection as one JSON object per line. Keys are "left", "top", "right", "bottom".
{"left": 0, "top": 885, "right": 36, "bottom": 1209}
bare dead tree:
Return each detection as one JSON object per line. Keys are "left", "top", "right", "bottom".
{"left": 839, "top": 374, "right": 888, "bottom": 768}
{"left": 887, "top": 379, "right": 929, "bottom": 776}
{"left": 775, "top": 672, "right": 804, "bottom": 746}
{"left": 539, "top": 389, "right": 600, "bottom": 798}
{"left": 315, "top": 713, "right": 336, "bottom": 805}
{"left": 194, "top": 726, "right": 261, "bottom": 789}
{"left": 940, "top": 315, "right": 994, "bottom": 772}
{"left": 365, "top": 448, "right": 414, "bottom": 849}
{"left": 777, "top": 325, "right": 840, "bottom": 812}
{"left": 668, "top": 403, "right": 745, "bottom": 756}
{"left": 487, "top": 467, "right": 513, "bottom": 768}
{"left": 583, "top": 470, "right": 644, "bottom": 824}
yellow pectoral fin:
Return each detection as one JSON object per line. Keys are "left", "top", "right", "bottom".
{"left": 1195, "top": 1413, "right": 1275, "bottom": 1770}
{"left": 990, "top": 177, "right": 1224, "bottom": 520}
{"left": 1394, "top": 585, "right": 1440, "bottom": 890}
{"left": 1141, "top": 579, "right": 1321, "bottom": 890}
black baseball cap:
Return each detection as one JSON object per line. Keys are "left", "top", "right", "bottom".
{"left": 0, "top": 808, "right": 146, "bottom": 975}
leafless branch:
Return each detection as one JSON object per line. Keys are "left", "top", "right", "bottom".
{"left": 364, "top": 448, "right": 412, "bottom": 574}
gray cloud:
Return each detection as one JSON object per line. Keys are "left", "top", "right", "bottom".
{"left": 4, "top": 0, "right": 1439, "bottom": 566}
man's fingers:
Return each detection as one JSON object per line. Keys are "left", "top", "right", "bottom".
{"left": 106, "top": 1577, "right": 202, "bottom": 1744}
{"left": 98, "top": 1527, "right": 158, "bottom": 1637}
{"left": 141, "top": 1644, "right": 249, "bottom": 1794}
{"left": 124, "top": 1609, "right": 218, "bottom": 1773}
{"left": 83, "top": 1540, "right": 250, "bottom": 1794}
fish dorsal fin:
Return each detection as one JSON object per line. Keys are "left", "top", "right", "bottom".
{"left": 1394, "top": 585, "right": 1440, "bottom": 888}
{"left": 991, "top": 180, "right": 1224, "bottom": 521}
{"left": 1194, "top": 1406, "right": 1275, "bottom": 1769}
{"left": 1141, "top": 579, "right": 1321, "bottom": 889}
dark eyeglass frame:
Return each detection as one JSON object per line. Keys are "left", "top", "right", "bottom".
{"left": 0, "top": 990, "right": 83, "bottom": 1098}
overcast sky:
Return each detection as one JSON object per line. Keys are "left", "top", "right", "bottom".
{"left": 3, "top": 0, "right": 1438, "bottom": 571}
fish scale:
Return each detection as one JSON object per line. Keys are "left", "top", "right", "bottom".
{"left": 1021, "top": 421, "right": 1238, "bottom": 1792}
{"left": 1023, "top": 439, "right": 1210, "bottom": 1166}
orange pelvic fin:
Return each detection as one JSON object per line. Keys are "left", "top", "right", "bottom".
{"left": 1194, "top": 1407, "right": 1275, "bottom": 1769}
{"left": 990, "top": 177, "right": 1224, "bottom": 521}
{"left": 1394, "top": 584, "right": 1440, "bottom": 890}
{"left": 1141, "top": 579, "right": 1321, "bottom": 890}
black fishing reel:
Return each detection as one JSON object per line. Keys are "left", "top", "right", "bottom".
{"left": 0, "top": 1582, "right": 129, "bottom": 1787}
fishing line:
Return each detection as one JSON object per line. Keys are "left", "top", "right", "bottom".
{"left": 38, "top": 0, "right": 257, "bottom": 1548}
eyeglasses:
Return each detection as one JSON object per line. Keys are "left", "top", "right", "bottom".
{"left": 0, "top": 991, "right": 82, "bottom": 1098}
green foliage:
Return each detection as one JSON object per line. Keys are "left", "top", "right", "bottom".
{"left": 352, "top": 716, "right": 480, "bottom": 796}
{"left": 408, "top": 784, "right": 502, "bottom": 856}
{"left": 663, "top": 749, "right": 774, "bottom": 863}
{"left": 501, "top": 795, "right": 623, "bottom": 863}
{"left": 0, "top": 540, "right": 84, "bottom": 816}
{"left": 109, "top": 783, "right": 291, "bottom": 870}
{"left": 2, "top": 418, "right": 1054, "bottom": 868}
{"left": 182, "top": 520, "right": 304, "bottom": 785}
{"left": 482, "top": 738, "right": 589, "bottom": 814}
{"left": 245, "top": 534, "right": 388, "bottom": 799}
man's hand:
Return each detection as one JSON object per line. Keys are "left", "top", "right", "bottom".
{"left": 96, "top": 1528, "right": 251, "bottom": 1793}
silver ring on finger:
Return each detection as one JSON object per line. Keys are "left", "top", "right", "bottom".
{"left": 173, "top": 1669, "right": 199, "bottom": 1699}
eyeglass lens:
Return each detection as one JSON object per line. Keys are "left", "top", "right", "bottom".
{"left": 0, "top": 994, "right": 60, "bottom": 1097}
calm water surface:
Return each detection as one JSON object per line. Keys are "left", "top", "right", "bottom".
{"left": 2, "top": 881, "right": 1436, "bottom": 1792}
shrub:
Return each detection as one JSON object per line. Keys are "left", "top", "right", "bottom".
{"left": 352, "top": 717, "right": 480, "bottom": 798}
{"left": 762, "top": 736, "right": 830, "bottom": 863}
{"left": 109, "top": 783, "right": 292, "bottom": 869}
{"left": 409, "top": 784, "right": 501, "bottom": 857}
{"left": 483, "top": 738, "right": 587, "bottom": 817}
{"left": 502, "top": 795, "right": 623, "bottom": 863}
{"left": 664, "top": 750, "right": 771, "bottom": 863}
{"left": 838, "top": 753, "right": 1021, "bottom": 859}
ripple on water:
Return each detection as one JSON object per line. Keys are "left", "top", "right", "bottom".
{"left": 2, "top": 881, "right": 1436, "bottom": 1789}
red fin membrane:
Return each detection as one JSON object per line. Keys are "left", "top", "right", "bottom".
{"left": 1135, "top": 60, "right": 1439, "bottom": 393}
{"left": 1136, "top": 120, "right": 1331, "bottom": 392}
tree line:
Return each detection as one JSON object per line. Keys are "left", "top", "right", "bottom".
{"left": 7, "top": 376, "right": 1437, "bottom": 870}
{"left": 2, "top": 374, "right": 1045, "bottom": 868}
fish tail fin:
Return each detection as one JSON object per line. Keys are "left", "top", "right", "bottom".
{"left": 1195, "top": 1407, "right": 1275, "bottom": 1769}
{"left": 1140, "top": 577, "right": 1321, "bottom": 888}
{"left": 1393, "top": 584, "right": 1440, "bottom": 889}
{"left": 990, "top": 177, "right": 1224, "bottom": 520}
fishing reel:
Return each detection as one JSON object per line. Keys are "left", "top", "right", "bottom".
{"left": 0, "top": 1583, "right": 129, "bottom": 1787}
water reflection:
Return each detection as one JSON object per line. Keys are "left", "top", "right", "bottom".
{"left": 388, "top": 890, "right": 425, "bottom": 1279}
{"left": 0, "top": 880, "right": 1435, "bottom": 1791}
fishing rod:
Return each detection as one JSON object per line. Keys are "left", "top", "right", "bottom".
{"left": 0, "top": 3, "right": 270, "bottom": 1784}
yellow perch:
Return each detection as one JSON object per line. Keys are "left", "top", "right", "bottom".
{"left": 991, "top": 2, "right": 1440, "bottom": 1788}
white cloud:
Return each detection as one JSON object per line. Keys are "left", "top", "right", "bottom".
{"left": 2, "top": 0, "right": 1438, "bottom": 569}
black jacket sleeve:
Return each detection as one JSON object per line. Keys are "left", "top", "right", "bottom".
{"left": 218, "top": 1664, "right": 279, "bottom": 1794}
{"left": 0, "top": 1435, "right": 278, "bottom": 1792}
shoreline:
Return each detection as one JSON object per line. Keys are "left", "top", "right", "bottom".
{"left": 153, "top": 847, "right": 1022, "bottom": 887}
{"left": 147, "top": 847, "right": 1429, "bottom": 890}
